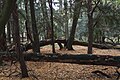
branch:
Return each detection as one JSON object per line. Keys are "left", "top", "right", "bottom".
{"left": 93, "top": 12, "right": 103, "bottom": 28}
{"left": 91, "top": 0, "right": 101, "bottom": 15}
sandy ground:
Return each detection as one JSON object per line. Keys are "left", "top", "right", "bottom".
{"left": 0, "top": 45, "right": 120, "bottom": 80}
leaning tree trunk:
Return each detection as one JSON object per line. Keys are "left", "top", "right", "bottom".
{"left": 0, "top": 0, "right": 17, "bottom": 51}
{"left": 13, "top": 4, "right": 28, "bottom": 78}
{"left": 29, "top": 0, "right": 40, "bottom": 54}
{"left": 87, "top": 0, "right": 93, "bottom": 54}
{"left": 0, "top": 0, "right": 6, "bottom": 51}
{"left": 66, "top": 0, "right": 82, "bottom": 50}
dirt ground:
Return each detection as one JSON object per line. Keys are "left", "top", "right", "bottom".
{"left": 0, "top": 45, "right": 120, "bottom": 80}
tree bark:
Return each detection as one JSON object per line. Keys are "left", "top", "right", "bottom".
{"left": 0, "top": 0, "right": 16, "bottom": 34}
{"left": 0, "top": 0, "right": 17, "bottom": 51}
{"left": 7, "top": 21, "right": 11, "bottom": 44}
{"left": 41, "top": 0, "right": 52, "bottom": 39}
{"left": 11, "top": 15, "right": 16, "bottom": 43}
{"left": 24, "top": 0, "right": 33, "bottom": 43}
{"left": 48, "top": 0, "right": 55, "bottom": 53}
{"left": 64, "top": 0, "right": 69, "bottom": 40}
{"left": 29, "top": 0, "right": 40, "bottom": 54}
{"left": 13, "top": 4, "right": 28, "bottom": 78}
{"left": 66, "top": 0, "right": 82, "bottom": 50}
{"left": 87, "top": 0, "right": 93, "bottom": 54}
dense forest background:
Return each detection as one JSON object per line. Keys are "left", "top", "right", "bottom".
{"left": 0, "top": 0, "right": 120, "bottom": 52}
{"left": 0, "top": 0, "right": 120, "bottom": 79}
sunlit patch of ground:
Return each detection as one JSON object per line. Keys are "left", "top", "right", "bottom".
{"left": 41, "top": 45, "right": 120, "bottom": 56}
{"left": 0, "top": 45, "right": 120, "bottom": 80}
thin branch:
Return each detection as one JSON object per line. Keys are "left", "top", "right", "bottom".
{"left": 91, "top": 0, "right": 101, "bottom": 15}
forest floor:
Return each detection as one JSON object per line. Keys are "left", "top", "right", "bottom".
{"left": 0, "top": 45, "right": 120, "bottom": 80}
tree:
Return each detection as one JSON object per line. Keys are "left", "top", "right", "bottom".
{"left": 29, "top": 0, "right": 40, "bottom": 54}
{"left": 13, "top": 4, "right": 28, "bottom": 78}
{"left": 0, "top": 0, "right": 16, "bottom": 51}
{"left": 64, "top": 0, "right": 69, "bottom": 40}
{"left": 48, "top": 0, "right": 55, "bottom": 53}
{"left": 66, "top": 0, "right": 83, "bottom": 50}
{"left": 41, "top": 0, "right": 52, "bottom": 39}
{"left": 6, "top": 21, "right": 11, "bottom": 44}
{"left": 87, "top": 0, "right": 93, "bottom": 54}
{"left": 24, "top": 0, "right": 33, "bottom": 42}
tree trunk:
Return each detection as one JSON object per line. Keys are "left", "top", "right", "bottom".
{"left": 13, "top": 4, "right": 28, "bottom": 78}
{"left": 64, "top": 0, "right": 69, "bottom": 40}
{"left": 0, "top": 33, "right": 6, "bottom": 51}
{"left": 0, "top": 0, "right": 17, "bottom": 51}
{"left": 29, "top": 0, "right": 40, "bottom": 54}
{"left": 66, "top": 0, "right": 82, "bottom": 50}
{"left": 69, "top": 0, "right": 73, "bottom": 18}
{"left": 24, "top": 0, "right": 33, "bottom": 43}
{"left": 87, "top": 0, "right": 93, "bottom": 54}
{"left": 7, "top": 21, "right": 11, "bottom": 44}
{"left": 59, "top": 0, "right": 62, "bottom": 12}
{"left": 11, "top": 14, "right": 16, "bottom": 43}
{"left": 49, "top": 0, "right": 55, "bottom": 53}
{"left": 21, "top": 32, "right": 24, "bottom": 42}
{"left": 118, "top": 36, "right": 119, "bottom": 43}
{"left": 41, "top": 0, "right": 52, "bottom": 39}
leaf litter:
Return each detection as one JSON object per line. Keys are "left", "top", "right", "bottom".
{"left": 0, "top": 45, "right": 120, "bottom": 80}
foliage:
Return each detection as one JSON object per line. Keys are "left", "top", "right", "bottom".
{"left": 0, "top": 0, "right": 119, "bottom": 42}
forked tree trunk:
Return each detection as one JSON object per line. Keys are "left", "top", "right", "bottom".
{"left": 13, "top": 4, "right": 28, "bottom": 78}
{"left": 66, "top": 0, "right": 82, "bottom": 50}
{"left": 0, "top": 0, "right": 17, "bottom": 51}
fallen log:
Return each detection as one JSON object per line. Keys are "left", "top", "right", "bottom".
{"left": 24, "top": 39, "right": 120, "bottom": 51}
{"left": 1, "top": 52, "right": 120, "bottom": 67}
{"left": 9, "top": 40, "right": 120, "bottom": 52}
{"left": 24, "top": 40, "right": 64, "bottom": 51}
{"left": 8, "top": 39, "right": 120, "bottom": 52}
{"left": 23, "top": 53, "right": 120, "bottom": 67}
